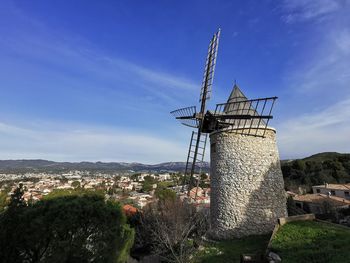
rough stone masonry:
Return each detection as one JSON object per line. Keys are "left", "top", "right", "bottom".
{"left": 209, "top": 127, "right": 287, "bottom": 239}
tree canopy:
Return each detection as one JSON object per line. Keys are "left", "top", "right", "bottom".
{"left": 141, "top": 176, "right": 157, "bottom": 192}
{"left": 282, "top": 153, "right": 350, "bottom": 192}
{"left": 0, "top": 189, "right": 134, "bottom": 263}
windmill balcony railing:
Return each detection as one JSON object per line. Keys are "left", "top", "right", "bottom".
{"left": 213, "top": 96, "right": 277, "bottom": 137}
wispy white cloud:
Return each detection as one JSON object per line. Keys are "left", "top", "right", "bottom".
{"left": 115, "top": 58, "right": 198, "bottom": 91}
{"left": 276, "top": 1, "right": 350, "bottom": 158}
{"left": 0, "top": 1, "right": 198, "bottom": 108}
{"left": 277, "top": 98, "right": 350, "bottom": 158}
{"left": 288, "top": 29, "right": 350, "bottom": 94}
{"left": 280, "top": 0, "right": 344, "bottom": 23}
{"left": 0, "top": 121, "right": 187, "bottom": 163}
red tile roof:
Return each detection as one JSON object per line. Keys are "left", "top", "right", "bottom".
{"left": 293, "top": 194, "right": 350, "bottom": 207}
{"left": 123, "top": 204, "right": 138, "bottom": 216}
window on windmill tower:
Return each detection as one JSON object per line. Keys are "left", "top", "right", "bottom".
{"left": 211, "top": 143, "right": 216, "bottom": 153}
{"left": 331, "top": 190, "right": 335, "bottom": 195}
{"left": 316, "top": 189, "right": 320, "bottom": 193}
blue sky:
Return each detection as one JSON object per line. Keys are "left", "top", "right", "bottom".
{"left": 0, "top": 0, "right": 349, "bottom": 163}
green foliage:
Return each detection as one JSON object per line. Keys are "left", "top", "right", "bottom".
{"left": 142, "top": 176, "right": 157, "bottom": 192}
{"left": 71, "top": 180, "right": 80, "bottom": 188}
{"left": 107, "top": 187, "right": 115, "bottom": 195}
{"left": 157, "top": 181, "right": 173, "bottom": 188}
{"left": 292, "top": 159, "right": 305, "bottom": 170}
{"left": 0, "top": 190, "right": 134, "bottom": 263}
{"left": 0, "top": 191, "right": 9, "bottom": 212}
{"left": 171, "top": 173, "right": 184, "bottom": 186}
{"left": 271, "top": 221, "right": 350, "bottom": 263}
{"left": 282, "top": 153, "right": 350, "bottom": 192}
{"left": 130, "top": 173, "right": 140, "bottom": 181}
{"left": 119, "top": 198, "right": 139, "bottom": 209}
{"left": 193, "top": 235, "right": 270, "bottom": 263}
{"left": 199, "top": 173, "right": 210, "bottom": 188}
{"left": 154, "top": 188, "right": 176, "bottom": 202}
{"left": 9, "top": 183, "right": 25, "bottom": 208}
{"left": 43, "top": 188, "right": 105, "bottom": 200}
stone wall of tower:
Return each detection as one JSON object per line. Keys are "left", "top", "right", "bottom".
{"left": 209, "top": 128, "right": 287, "bottom": 239}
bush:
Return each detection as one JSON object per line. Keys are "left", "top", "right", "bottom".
{"left": 136, "top": 198, "right": 208, "bottom": 263}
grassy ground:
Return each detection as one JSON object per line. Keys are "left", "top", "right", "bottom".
{"left": 270, "top": 221, "right": 350, "bottom": 263}
{"left": 192, "top": 234, "right": 270, "bottom": 263}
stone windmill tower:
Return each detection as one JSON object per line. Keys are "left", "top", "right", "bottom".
{"left": 209, "top": 84, "right": 287, "bottom": 239}
{"left": 171, "top": 30, "right": 287, "bottom": 239}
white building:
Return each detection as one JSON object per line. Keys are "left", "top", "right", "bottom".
{"left": 158, "top": 173, "right": 172, "bottom": 181}
{"left": 312, "top": 183, "right": 350, "bottom": 200}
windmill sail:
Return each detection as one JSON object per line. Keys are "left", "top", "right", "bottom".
{"left": 170, "top": 106, "right": 199, "bottom": 128}
{"left": 184, "top": 29, "right": 220, "bottom": 196}
{"left": 199, "top": 29, "right": 220, "bottom": 103}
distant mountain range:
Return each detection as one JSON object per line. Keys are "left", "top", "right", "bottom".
{"left": 0, "top": 159, "right": 210, "bottom": 174}
{"left": 1, "top": 152, "right": 349, "bottom": 177}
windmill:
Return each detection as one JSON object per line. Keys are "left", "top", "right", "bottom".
{"left": 171, "top": 29, "right": 278, "bottom": 198}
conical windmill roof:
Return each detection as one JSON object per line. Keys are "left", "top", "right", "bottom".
{"left": 226, "top": 84, "right": 247, "bottom": 103}
{"left": 223, "top": 84, "right": 266, "bottom": 127}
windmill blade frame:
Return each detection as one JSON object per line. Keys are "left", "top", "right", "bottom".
{"left": 170, "top": 29, "right": 221, "bottom": 197}
{"left": 199, "top": 29, "right": 220, "bottom": 104}
{"left": 170, "top": 106, "right": 199, "bottom": 128}
{"left": 186, "top": 29, "right": 220, "bottom": 196}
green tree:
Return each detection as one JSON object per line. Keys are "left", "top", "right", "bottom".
{"left": 292, "top": 160, "right": 306, "bottom": 171}
{"left": 9, "top": 183, "right": 25, "bottom": 208}
{"left": 142, "top": 176, "right": 157, "bottom": 193}
{"left": 155, "top": 188, "right": 176, "bottom": 202}
{"left": 130, "top": 173, "right": 140, "bottom": 182}
{"left": 71, "top": 180, "right": 81, "bottom": 188}
{"left": 0, "top": 190, "right": 134, "bottom": 263}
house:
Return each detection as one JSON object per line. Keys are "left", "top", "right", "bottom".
{"left": 119, "top": 182, "right": 133, "bottom": 191}
{"left": 137, "top": 173, "right": 156, "bottom": 182}
{"left": 128, "top": 192, "right": 154, "bottom": 208}
{"left": 293, "top": 193, "right": 350, "bottom": 214}
{"left": 158, "top": 173, "right": 172, "bottom": 181}
{"left": 131, "top": 182, "right": 142, "bottom": 191}
{"left": 312, "top": 183, "right": 350, "bottom": 200}
{"left": 189, "top": 187, "right": 204, "bottom": 200}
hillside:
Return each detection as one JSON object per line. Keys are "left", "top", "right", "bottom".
{"left": 303, "top": 152, "right": 350, "bottom": 162}
{"left": 0, "top": 159, "right": 209, "bottom": 174}
{"left": 281, "top": 152, "right": 350, "bottom": 192}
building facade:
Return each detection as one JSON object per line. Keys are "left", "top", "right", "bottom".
{"left": 312, "top": 183, "right": 350, "bottom": 200}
